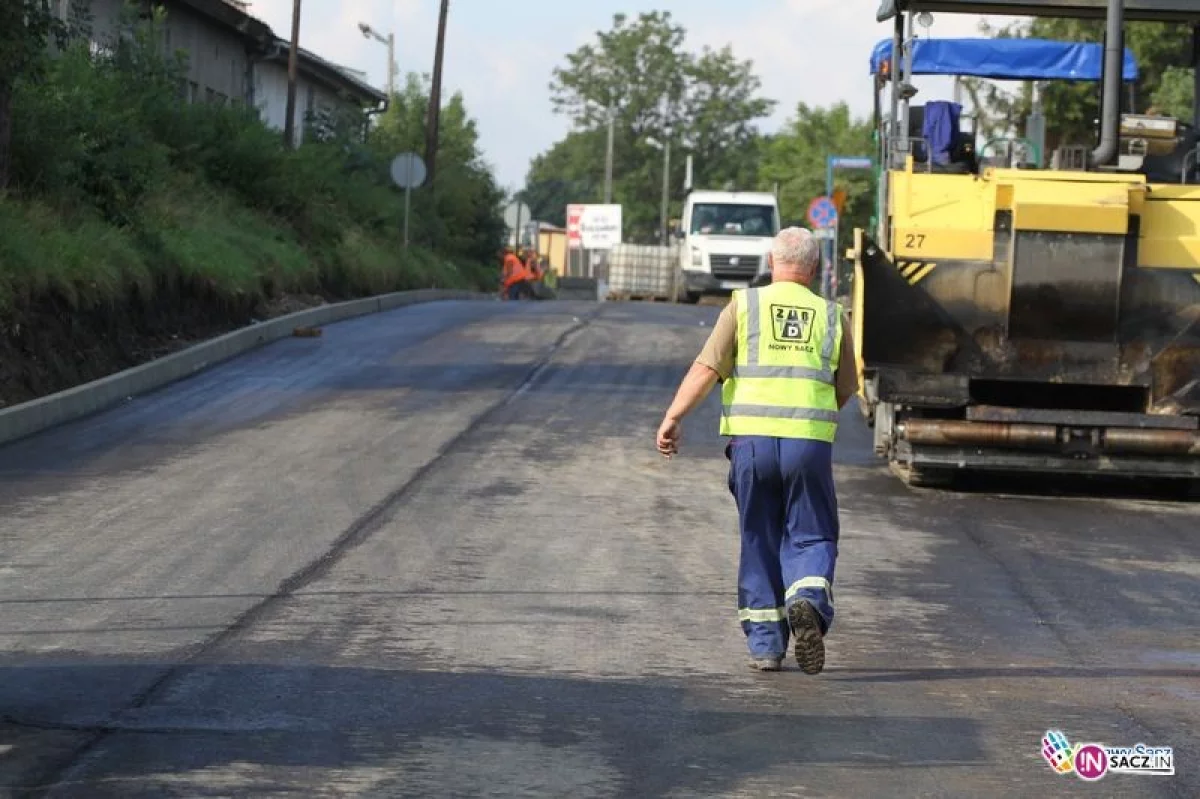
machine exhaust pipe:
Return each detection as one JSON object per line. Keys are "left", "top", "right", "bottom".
{"left": 1089, "top": 0, "right": 1125, "bottom": 167}
{"left": 898, "top": 419, "right": 1200, "bottom": 456}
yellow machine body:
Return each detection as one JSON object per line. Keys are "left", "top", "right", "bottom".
{"left": 852, "top": 158, "right": 1200, "bottom": 480}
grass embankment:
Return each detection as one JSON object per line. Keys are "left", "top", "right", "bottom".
{"left": 0, "top": 23, "right": 503, "bottom": 408}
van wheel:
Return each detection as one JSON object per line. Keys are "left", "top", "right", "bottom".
{"left": 685, "top": 292, "right": 701, "bottom": 304}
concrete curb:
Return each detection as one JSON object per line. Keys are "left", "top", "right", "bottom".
{"left": 0, "top": 288, "right": 491, "bottom": 447}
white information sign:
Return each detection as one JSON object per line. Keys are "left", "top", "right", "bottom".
{"left": 567, "top": 204, "right": 623, "bottom": 250}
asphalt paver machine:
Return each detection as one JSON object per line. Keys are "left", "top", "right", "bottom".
{"left": 854, "top": 0, "right": 1200, "bottom": 487}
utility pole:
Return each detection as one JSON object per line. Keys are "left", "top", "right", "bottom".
{"left": 425, "top": 0, "right": 449, "bottom": 188}
{"left": 283, "top": 0, "right": 302, "bottom": 148}
{"left": 604, "top": 107, "right": 614, "bottom": 204}
{"left": 387, "top": 31, "right": 395, "bottom": 97}
{"left": 659, "top": 138, "right": 670, "bottom": 245}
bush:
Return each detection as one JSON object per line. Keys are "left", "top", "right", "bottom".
{"left": 1, "top": 7, "right": 503, "bottom": 316}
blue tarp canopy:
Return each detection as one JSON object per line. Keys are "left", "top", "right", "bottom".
{"left": 870, "top": 37, "right": 1139, "bottom": 82}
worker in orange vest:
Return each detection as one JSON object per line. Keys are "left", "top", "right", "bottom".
{"left": 500, "top": 247, "right": 526, "bottom": 300}
{"left": 506, "top": 248, "right": 538, "bottom": 300}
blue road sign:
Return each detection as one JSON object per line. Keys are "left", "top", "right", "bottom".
{"left": 807, "top": 196, "right": 838, "bottom": 229}
{"left": 830, "top": 156, "right": 873, "bottom": 170}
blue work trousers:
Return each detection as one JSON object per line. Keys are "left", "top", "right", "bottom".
{"left": 726, "top": 435, "right": 839, "bottom": 659}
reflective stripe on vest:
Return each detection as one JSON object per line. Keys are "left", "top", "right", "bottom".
{"left": 719, "top": 282, "right": 842, "bottom": 442}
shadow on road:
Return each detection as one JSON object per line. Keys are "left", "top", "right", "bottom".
{"left": 0, "top": 657, "right": 987, "bottom": 797}
{"left": 829, "top": 666, "right": 1199, "bottom": 683}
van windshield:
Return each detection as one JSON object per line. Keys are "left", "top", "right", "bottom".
{"left": 689, "top": 203, "right": 777, "bottom": 236}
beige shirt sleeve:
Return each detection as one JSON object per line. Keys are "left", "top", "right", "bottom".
{"left": 694, "top": 297, "right": 738, "bottom": 380}
{"left": 835, "top": 310, "right": 859, "bottom": 403}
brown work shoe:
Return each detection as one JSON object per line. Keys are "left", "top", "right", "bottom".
{"left": 788, "top": 600, "right": 826, "bottom": 675}
{"left": 747, "top": 656, "right": 783, "bottom": 672}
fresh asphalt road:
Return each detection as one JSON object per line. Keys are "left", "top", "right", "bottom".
{"left": 0, "top": 300, "right": 1196, "bottom": 798}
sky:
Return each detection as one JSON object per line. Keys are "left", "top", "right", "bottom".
{"left": 246, "top": 0, "right": 1023, "bottom": 192}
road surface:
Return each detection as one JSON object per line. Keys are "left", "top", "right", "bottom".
{"left": 1, "top": 300, "right": 1196, "bottom": 798}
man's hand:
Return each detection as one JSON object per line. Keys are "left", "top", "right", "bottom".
{"left": 656, "top": 362, "right": 719, "bottom": 460}
{"left": 656, "top": 416, "right": 681, "bottom": 458}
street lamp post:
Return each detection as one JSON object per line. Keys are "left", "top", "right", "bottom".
{"left": 645, "top": 134, "right": 671, "bottom": 246}
{"left": 358, "top": 21, "right": 396, "bottom": 97}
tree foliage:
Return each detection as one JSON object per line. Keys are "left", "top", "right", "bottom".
{"left": 369, "top": 73, "right": 506, "bottom": 265}
{"left": 758, "top": 103, "right": 875, "bottom": 257}
{"left": 530, "top": 11, "right": 775, "bottom": 241}
{"left": 1, "top": 6, "right": 503, "bottom": 318}
{"left": 962, "top": 17, "right": 1194, "bottom": 150}
{"left": 0, "top": 0, "right": 67, "bottom": 188}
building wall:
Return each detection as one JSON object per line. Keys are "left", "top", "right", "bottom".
{"left": 66, "top": 0, "right": 378, "bottom": 143}
{"left": 70, "top": 0, "right": 249, "bottom": 106}
{"left": 538, "top": 230, "right": 568, "bottom": 276}
{"left": 254, "top": 61, "right": 352, "bottom": 145}
{"left": 160, "top": 3, "right": 251, "bottom": 106}
{"left": 254, "top": 60, "right": 293, "bottom": 132}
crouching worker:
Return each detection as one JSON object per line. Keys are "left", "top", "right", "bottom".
{"left": 654, "top": 226, "right": 859, "bottom": 674}
{"left": 500, "top": 247, "right": 535, "bottom": 300}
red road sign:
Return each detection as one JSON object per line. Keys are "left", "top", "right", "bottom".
{"left": 567, "top": 204, "right": 583, "bottom": 249}
{"left": 807, "top": 196, "right": 838, "bottom": 228}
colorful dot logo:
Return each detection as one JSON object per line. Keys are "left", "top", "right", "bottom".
{"left": 1074, "top": 743, "right": 1109, "bottom": 781}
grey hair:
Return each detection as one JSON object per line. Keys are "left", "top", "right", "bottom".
{"left": 771, "top": 227, "right": 820, "bottom": 271}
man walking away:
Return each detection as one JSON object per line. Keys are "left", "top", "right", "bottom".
{"left": 655, "top": 227, "right": 858, "bottom": 674}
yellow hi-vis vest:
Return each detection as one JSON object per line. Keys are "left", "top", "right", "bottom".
{"left": 719, "top": 281, "right": 842, "bottom": 442}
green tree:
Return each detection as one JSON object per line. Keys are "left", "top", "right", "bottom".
{"left": 0, "top": 0, "right": 66, "bottom": 189}
{"left": 521, "top": 133, "right": 603, "bottom": 227}
{"left": 1151, "top": 67, "right": 1194, "bottom": 121}
{"left": 534, "top": 11, "right": 775, "bottom": 241}
{"left": 963, "top": 18, "right": 1193, "bottom": 151}
{"left": 758, "top": 102, "right": 874, "bottom": 254}
{"left": 684, "top": 45, "right": 774, "bottom": 190}
{"left": 369, "top": 73, "right": 505, "bottom": 263}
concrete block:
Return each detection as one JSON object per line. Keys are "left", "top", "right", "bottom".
{"left": 555, "top": 277, "right": 599, "bottom": 301}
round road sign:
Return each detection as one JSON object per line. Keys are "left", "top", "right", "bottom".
{"left": 807, "top": 196, "right": 838, "bottom": 229}
{"left": 390, "top": 152, "right": 427, "bottom": 189}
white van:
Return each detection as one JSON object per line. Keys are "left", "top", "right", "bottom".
{"left": 676, "top": 190, "right": 781, "bottom": 302}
